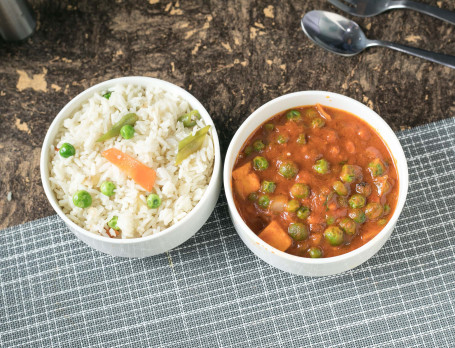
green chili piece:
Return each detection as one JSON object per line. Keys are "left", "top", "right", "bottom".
{"left": 97, "top": 113, "right": 138, "bottom": 142}
{"left": 175, "top": 125, "right": 211, "bottom": 165}
{"left": 102, "top": 91, "right": 112, "bottom": 99}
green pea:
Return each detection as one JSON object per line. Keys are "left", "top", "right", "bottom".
{"left": 253, "top": 156, "right": 269, "bottom": 171}
{"left": 368, "top": 158, "right": 385, "bottom": 177}
{"left": 339, "top": 217, "right": 356, "bottom": 235}
{"left": 355, "top": 182, "right": 372, "bottom": 197}
{"left": 311, "top": 118, "right": 325, "bottom": 128}
{"left": 108, "top": 216, "right": 120, "bottom": 231}
{"left": 288, "top": 223, "right": 309, "bottom": 241}
{"left": 383, "top": 204, "right": 391, "bottom": 216}
{"left": 178, "top": 110, "right": 201, "bottom": 127}
{"left": 308, "top": 246, "right": 323, "bottom": 258}
{"left": 264, "top": 123, "right": 274, "bottom": 132}
{"left": 102, "top": 91, "right": 112, "bottom": 99}
{"left": 296, "top": 206, "right": 310, "bottom": 220}
{"left": 277, "top": 135, "right": 289, "bottom": 144}
{"left": 120, "top": 124, "right": 135, "bottom": 139}
{"left": 377, "top": 218, "right": 388, "bottom": 226}
{"left": 340, "top": 164, "right": 361, "bottom": 183}
{"left": 290, "top": 183, "right": 310, "bottom": 199}
{"left": 286, "top": 109, "right": 301, "bottom": 121}
{"left": 297, "top": 133, "right": 307, "bottom": 145}
{"left": 286, "top": 199, "right": 300, "bottom": 212}
{"left": 323, "top": 226, "right": 344, "bottom": 246}
{"left": 303, "top": 108, "right": 318, "bottom": 118}
{"left": 248, "top": 192, "right": 258, "bottom": 201}
{"left": 365, "top": 202, "right": 384, "bottom": 220}
{"left": 349, "top": 194, "right": 366, "bottom": 209}
{"left": 258, "top": 195, "right": 270, "bottom": 209}
{"left": 72, "top": 190, "right": 92, "bottom": 208}
{"left": 253, "top": 140, "right": 266, "bottom": 152}
{"left": 326, "top": 215, "right": 336, "bottom": 225}
{"left": 244, "top": 145, "right": 253, "bottom": 156}
{"left": 100, "top": 181, "right": 116, "bottom": 197}
{"left": 278, "top": 161, "right": 299, "bottom": 179}
{"left": 59, "top": 143, "right": 76, "bottom": 158}
{"left": 313, "top": 158, "right": 329, "bottom": 174}
{"left": 147, "top": 194, "right": 161, "bottom": 209}
{"left": 333, "top": 181, "right": 348, "bottom": 196}
{"left": 349, "top": 209, "right": 366, "bottom": 224}
{"left": 261, "top": 180, "right": 276, "bottom": 193}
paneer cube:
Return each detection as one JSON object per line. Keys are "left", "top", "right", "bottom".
{"left": 232, "top": 162, "right": 260, "bottom": 200}
{"left": 258, "top": 221, "right": 292, "bottom": 252}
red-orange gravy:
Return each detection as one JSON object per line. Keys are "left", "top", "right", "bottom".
{"left": 232, "top": 104, "right": 399, "bottom": 258}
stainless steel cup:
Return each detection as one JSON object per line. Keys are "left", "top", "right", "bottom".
{"left": 0, "top": 0, "right": 36, "bottom": 41}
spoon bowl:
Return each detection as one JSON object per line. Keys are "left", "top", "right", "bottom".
{"left": 301, "top": 10, "right": 455, "bottom": 68}
{"left": 301, "top": 10, "right": 367, "bottom": 56}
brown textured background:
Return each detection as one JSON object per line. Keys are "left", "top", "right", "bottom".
{"left": 0, "top": 0, "right": 454, "bottom": 228}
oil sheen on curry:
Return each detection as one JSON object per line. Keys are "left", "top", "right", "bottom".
{"left": 232, "top": 104, "right": 399, "bottom": 258}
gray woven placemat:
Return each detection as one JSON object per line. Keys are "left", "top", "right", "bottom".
{"left": 1, "top": 118, "right": 455, "bottom": 348}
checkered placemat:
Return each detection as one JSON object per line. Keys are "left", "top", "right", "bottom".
{"left": 1, "top": 118, "right": 455, "bottom": 348}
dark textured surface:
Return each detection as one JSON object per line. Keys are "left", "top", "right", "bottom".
{"left": 0, "top": 0, "right": 454, "bottom": 228}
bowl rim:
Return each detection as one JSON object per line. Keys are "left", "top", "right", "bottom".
{"left": 223, "top": 90, "right": 409, "bottom": 265}
{"left": 40, "top": 76, "right": 221, "bottom": 245}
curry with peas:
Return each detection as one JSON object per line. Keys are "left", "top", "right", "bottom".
{"left": 232, "top": 104, "right": 399, "bottom": 258}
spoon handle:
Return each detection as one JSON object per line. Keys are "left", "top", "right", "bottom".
{"left": 368, "top": 40, "right": 455, "bottom": 69}
{"left": 390, "top": 1, "right": 455, "bottom": 25}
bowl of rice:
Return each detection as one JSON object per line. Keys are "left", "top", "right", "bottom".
{"left": 41, "top": 76, "right": 221, "bottom": 258}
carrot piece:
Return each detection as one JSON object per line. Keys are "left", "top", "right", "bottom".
{"left": 102, "top": 148, "right": 156, "bottom": 191}
{"left": 316, "top": 103, "right": 332, "bottom": 121}
{"left": 232, "top": 162, "right": 260, "bottom": 200}
{"left": 258, "top": 221, "right": 292, "bottom": 252}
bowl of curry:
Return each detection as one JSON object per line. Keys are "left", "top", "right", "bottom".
{"left": 223, "top": 91, "right": 408, "bottom": 276}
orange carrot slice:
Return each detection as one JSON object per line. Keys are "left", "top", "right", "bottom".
{"left": 102, "top": 148, "right": 156, "bottom": 191}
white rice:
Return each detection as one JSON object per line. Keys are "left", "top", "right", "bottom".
{"left": 49, "top": 83, "right": 214, "bottom": 238}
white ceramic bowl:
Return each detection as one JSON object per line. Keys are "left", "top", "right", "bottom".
{"left": 41, "top": 76, "right": 221, "bottom": 258}
{"left": 224, "top": 91, "right": 409, "bottom": 276}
